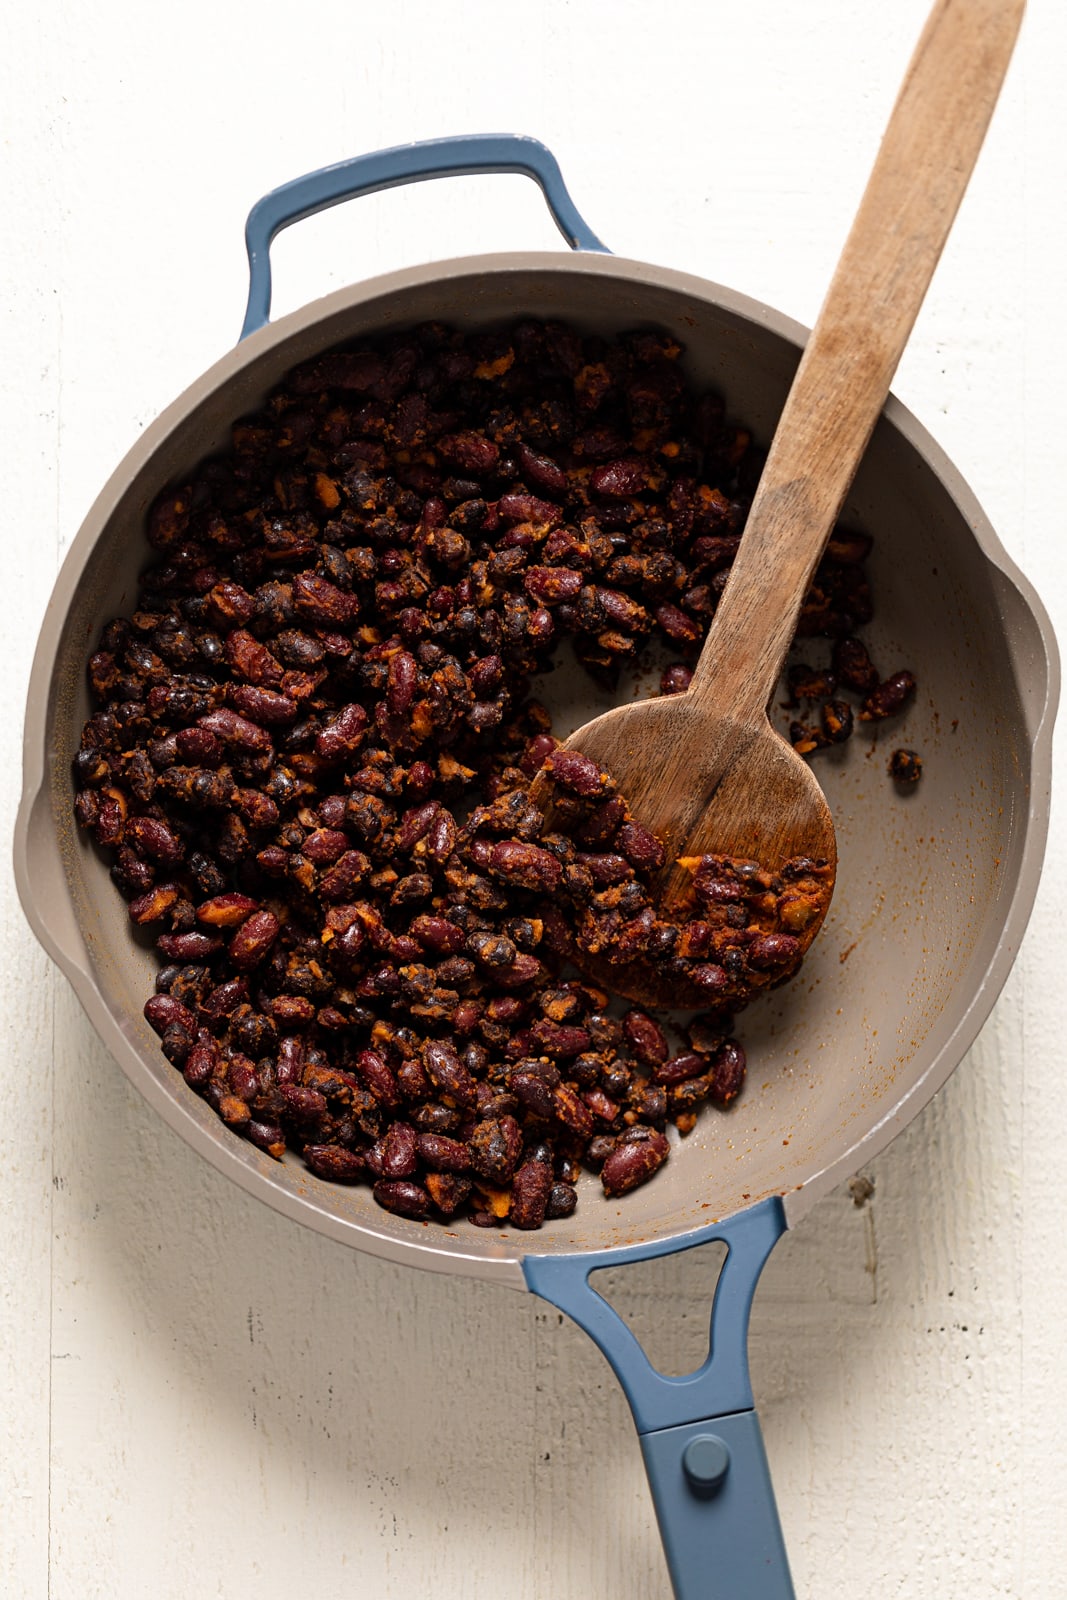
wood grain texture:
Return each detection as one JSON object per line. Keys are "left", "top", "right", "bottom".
{"left": 2, "top": 1, "right": 1065, "bottom": 1597}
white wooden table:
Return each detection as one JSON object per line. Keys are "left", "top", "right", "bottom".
{"left": 3, "top": 2, "right": 1066, "bottom": 1594}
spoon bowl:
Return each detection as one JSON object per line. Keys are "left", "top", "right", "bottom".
{"left": 531, "top": 696, "right": 836, "bottom": 1008}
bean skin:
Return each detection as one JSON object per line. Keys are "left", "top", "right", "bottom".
{"left": 415, "top": 1134, "right": 471, "bottom": 1173}
{"left": 305, "top": 1145, "right": 366, "bottom": 1183}
{"left": 488, "top": 840, "right": 562, "bottom": 893}
{"left": 228, "top": 910, "right": 280, "bottom": 970}
{"left": 509, "top": 1159, "right": 553, "bottom": 1230}
{"left": 709, "top": 1042, "right": 746, "bottom": 1105}
{"left": 601, "top": 1131, "right": 670, "bottom": 1197}
{"left": 860, "top": 670, "right": 917, "bottom": 721}
{"left": 144, "top": 993, "right": 197, "bottom": 1037}
{"left": 373, "top": 1179, "right": 431, "bottom": 1219}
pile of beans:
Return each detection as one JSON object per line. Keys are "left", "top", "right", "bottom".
{"left": 72, "top": 317, "right": 916, "bottom": 1229}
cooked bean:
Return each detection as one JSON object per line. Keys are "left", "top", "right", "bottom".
{"left": 372, "top": 1179, "right": 431, "bottom": 1219}
{"left": 305, "top": 1145, "right": 366, "bottom": 1183}
{"left": 601, "top": 1130, "right": 670, "bottom": 1196}
{"left": 509, "top": 1158, "right": 554, "bottom": 1230}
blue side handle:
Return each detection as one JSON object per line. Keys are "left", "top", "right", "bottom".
{"left": 239, "top": 133, "right": 610, "bottom": 341}
{"left": 523, "top": 1196, "right": 795, "bottom": 1600}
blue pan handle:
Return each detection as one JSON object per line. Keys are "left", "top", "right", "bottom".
{"left": 524, "top": 1196, "right": 794, "bottom": 1599}
{"left": 239, "top": 134, "right": 610, "bottom": 341}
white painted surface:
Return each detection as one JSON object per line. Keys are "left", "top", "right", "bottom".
{"left": 2, "top": 2, "right": 1065, "bottom": 1595}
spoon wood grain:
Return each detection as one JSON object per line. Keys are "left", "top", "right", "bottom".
{"left": 532, "top": 0, "right": 1025, "bottom": 1008}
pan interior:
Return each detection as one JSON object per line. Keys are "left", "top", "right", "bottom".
{"left": 27, "top": 256, "right": 1049, "bottom": 1278}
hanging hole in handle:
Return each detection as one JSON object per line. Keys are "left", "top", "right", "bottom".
{"left": 589, "top": 1238, "right": 729, "bottom": 1378}
{"left": 263, "top": 171, "right": 577, "bottom": 327}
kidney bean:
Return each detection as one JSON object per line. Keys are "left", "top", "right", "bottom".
{"left": 156, "top": 930, "right": 223, "bottom": 962}
{"left": 509, "top": 1159, "right": 553, "bottom": 1230}
{"left": 832, "top": 635, "right": 879, "bottom": 692}
{"left": 204, "top": 581, "right": 255, "bottom": 628}
{"left": 227, "top": 1055, "right": 259, "bottom": 1102}
{"left": 387, "top": 651, "right": 418, "bottom": 715}
{"left": 670, "top": 1073, "right": 716, "bottom": 1114}
{"left": 372, "top": 1179, "right": 430, "bottom": 1219}
{"left": 174, "top": 726, "right": 223, "bottom": 765}
{"left": 415, "top": 1133, "right": 471, "bottom": 1173}
{"left": 183, "top": 1037, "right": 217, "bottom": 1089}
{"left": 395, "top": 800, "right": 440, "bottom": 853}
{"left": 195, "top": 892, "right": 258, "bottom": 927}
{"left": 547, "top": 749, "right": 610, "bottom": 798}
{"left": 582, "top": 1086, "right": 620, "bottom": 1123}
{"left": 509, "top": 1070, "right": 557, "bottom": 1121}
{"left": 280, "top": 1083, "right": 328, "bottom": 1124}
{"left": 318, "top": 851, "right": 371, "bottom": 902}
{"left": 622, "top": 1010, "right": 669, "bottom": 1066}
{"left": 197, "top": 707, "right": 273, "bottom": 755}
{"left": 228, "top": 684, "right": 298, "bottom": 726}
{"left": 128, "top": 883, "right": 180, "bottom": 924}
{"left": 378, "top": 1121, "right": 418, "bottom": 1179}
{"left": 628, "top": 1081, "right": 667, "bottom": 1123}
{"left": 552, "top": 1084, "right": 594, "bottom": 1140}
{"left": 227, "top": 910, "right": 280, "bottom": 970}
{"left": 143, "top": 992, "right": 196, "bottom": 1037}
{"left": 437, "top": 431, "right": 499, "bottom": 475}
{"left": 820, "top": 699, "right": 853, "bottom": 744}
{"left": 748, "top": 933, "right": 802, "bottom": 970}
{"left": 462, "top": 931, "right": 511, "bottom": 971}
{"left": 423, "top": 807, "right": 457, "bottom": 864}
{"left": 498, "top": 492, "right": 562, "bottom": 528}
{"left": 523, "top": 566, "right": 583, "bottom": 605}
{"left": 616, "top": 820, "right": 665, "bottom": 872}
{"left": 222, "top": 628, "right": 283, "bottom": 684}
{"left": 709, "top": 1041, "right": 746, "bottom": 1105}
{"left": 299, "top": 828, "right": 348, "bottom": 866}
{"left": 655, "top": 1051, "right": 709, "bottom": 1087}
{"left": 246, "top": 1120, "right": 286, "bottom": 1157}
{"left": 468, "top": 1115, "right": 523, "bottom": 1183}
{"left": 351, "top": 1048, "right": 399, "bottom": 1108}
{"left": 305, "top": 1145, "right": 366, "bottom": 1183}
{"left": 292, "top": 572, "right": 359, "bottom": 628}
{"left": 601, "top": 1130, "right": 670, "bottom": 1196}
{"left": 488, "top": 840, "right": 562, "bottom": 893}
{"left": 316, "top": 702, "right": 369, "bottom": 760}
{"left": 408, "top": 915, "right": 465, "bottom": 955}
{"left": 690, "top": 963, "right": 730, "bottom": 999}
{"left": 126, "top": 815, "right": 185, "bottom": 866}
{"left": 513, "top": 441, "right": 567, "bottom": 498}
{"left": 860, "top": 670, "right": 917, "bottom": 720}
{"left": 654, "top": 602, "right": 702, "bottom": 646}
{"left": 590, "top": 459, "right": 647, "bottom": 498}
{"left": 423, "top": 1040, "right": 477, "bottom": 1108}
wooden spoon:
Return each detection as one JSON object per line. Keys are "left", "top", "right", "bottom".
{"left": 531, "top": 0, "right": 1025, "bottom": 1009}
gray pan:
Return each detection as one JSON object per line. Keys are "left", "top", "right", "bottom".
{"left": 13, "top": 139, "right": 1058, "bottom": 1598}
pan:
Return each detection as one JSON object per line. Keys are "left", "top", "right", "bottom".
{"left": 14, "top": 135, "right": 1058, "bottom": 1597}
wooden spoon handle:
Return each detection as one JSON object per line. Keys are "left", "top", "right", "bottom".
{"left": 687, "top": 0, "right": 1024, "bottom": 720}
